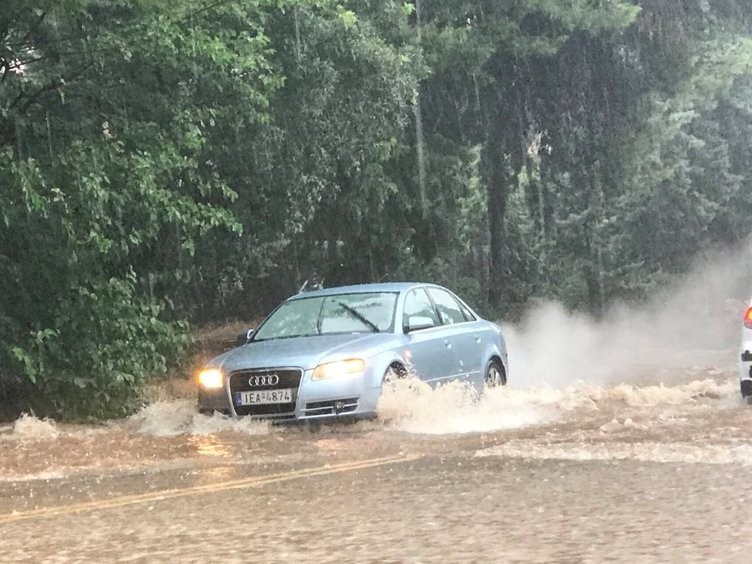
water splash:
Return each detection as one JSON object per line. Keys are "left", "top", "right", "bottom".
{"left": 126, "top": 400, "right": 271, "bottom": 437}
{"left": 504, "top": 242, "right": 752, "bottom": 390}
{"left": 1, "top": 414, "right": 61, "bottom": 441}
{"left": 376, "top": 376, "right": 738, "bottom": 435}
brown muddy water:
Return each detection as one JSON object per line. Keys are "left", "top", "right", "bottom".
{"left": 1, "top": 355, "right": 751, "bottom": 562}
{"left": 4, "top": 246, "right": 752, "bottom": 560}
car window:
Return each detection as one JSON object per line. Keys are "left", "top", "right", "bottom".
{"left": 426, "top": 288, "right": 467, "bottom": 325}
{"left": 319, "top": 293, "right": 396, "bottom": 333}
{"left": 403, "top": 288, "right": 440, "bottom": 330}
{"left": 254, "top": 296, "right": 321, "bottom": 339}
{"left": 253, "top": 292, "right": 397, "bottom": 340}
{"left": 458, "top": 301, "right": 476, "bottom": 322}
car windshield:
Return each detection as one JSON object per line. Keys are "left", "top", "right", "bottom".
{"left": 252, "top": 292, "right": 398, "bottom": 341}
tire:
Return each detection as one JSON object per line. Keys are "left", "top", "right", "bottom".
{"left": 384, "top": 363, "right": 407, "bottom": 384}
{"left": 741, "top": 379, "right": 752, "bottom": 400}
{"left": 485, "top": 359, "right": 506, "bottom": 387}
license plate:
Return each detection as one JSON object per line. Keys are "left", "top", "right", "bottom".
{"left": 236, "top": 389, "right": 293, "bottom": 405}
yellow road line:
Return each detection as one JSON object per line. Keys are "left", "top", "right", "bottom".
{"left": 0, "top": 454, "right": 417, "bottom": 525}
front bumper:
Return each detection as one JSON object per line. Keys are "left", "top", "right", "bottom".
{"left": 198, "top": 367, "right": 382, "bottom": 420}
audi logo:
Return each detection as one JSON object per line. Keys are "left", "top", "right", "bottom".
{"left": 248, "top": 374, "right": 279, "bottom": 387}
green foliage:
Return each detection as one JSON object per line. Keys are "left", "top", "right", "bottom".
{"left": 617, "top": 37, "right": 752, "bottom": 278}
{"left": 3, "top": 0, "right": 752, "bottom": 418}
{"left": 5, "top": 276, "right": 189, "bottom": 419}
{"left": 0, "top": 0, "right": 279, "bottom": 419}
{"left": 188, "top": 0, "right": 419, "bottom": 316}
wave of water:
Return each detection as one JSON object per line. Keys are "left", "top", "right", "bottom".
{"left": 1, "top": 376, "right": 738, "bottom": 443}
{"left": 125, "top": 400, "right": 272, "bottom": 437}
{"left": 374, "top": 375, "right": 739, "bottom": 435}
{"left": 0, "top": 413, "right": 61, "bottom": 441}
{"left": 475, "top": 440, "right": 752, "bottom": 466}
{"left": 376, "top": 379, "right": 553, "bottom": 434}
{"left": 0, "top": 375, "right": 744, "bottom": 484}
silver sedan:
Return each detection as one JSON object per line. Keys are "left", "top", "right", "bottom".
{"left": 197, "top": 282, "right": 509, "bottom": 420}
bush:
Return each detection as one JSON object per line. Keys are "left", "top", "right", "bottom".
{"left": 1, "top": 277, "right": 190, "bottom": 420}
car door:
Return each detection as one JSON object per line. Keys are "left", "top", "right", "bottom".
{"left": 401, "top": 288, "right": 456, "bottom": 383}
{"left": 425, "top": 287, "right": 485, "bottom": 386}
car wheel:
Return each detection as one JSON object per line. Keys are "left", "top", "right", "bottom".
{"left": 742, "top": 380, "right": 752, "bottom": 401}
{"left": 485, "top": 359, "right": 506, "bottom": 387}
{"left": 384, "top": 363, "right": 407, "bottom": 384}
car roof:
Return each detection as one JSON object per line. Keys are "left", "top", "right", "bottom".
{"left": 287, "top": 282, "right": 427, "bottom": 300}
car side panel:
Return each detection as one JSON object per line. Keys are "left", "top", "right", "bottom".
{"left": 444, "top": 320, "right": 486, "bottom": 386}
{"left": 404, "top": 325, "right": 458, "bottom": 383}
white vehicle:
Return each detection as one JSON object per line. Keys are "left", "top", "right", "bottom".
{"left": 741, "top": 302, "right": 752, "bottom": 402}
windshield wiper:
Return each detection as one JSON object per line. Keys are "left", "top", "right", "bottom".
{"left": 336, "top": 301, "right": 379, "bottom": 333}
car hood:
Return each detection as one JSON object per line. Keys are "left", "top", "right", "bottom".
{"left": 215, "top": 332, "right": 402, "bottom": 372}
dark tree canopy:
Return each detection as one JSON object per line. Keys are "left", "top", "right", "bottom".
{"left": 2, "top": 0, "right": 751, "bottom": 418}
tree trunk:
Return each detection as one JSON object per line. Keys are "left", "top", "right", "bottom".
{"left": 486, "top": 144, "right": 509, "bottom": 310}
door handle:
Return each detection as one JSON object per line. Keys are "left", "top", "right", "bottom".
{"left": 444, "top": 340, "right": 452, "bottom": 349}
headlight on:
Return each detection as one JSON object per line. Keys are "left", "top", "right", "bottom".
{"left": 312, "top": 359, "right": 365, "bottom": 380}
{"left": 198, "top": 368, "right": 224, "bottom": 389}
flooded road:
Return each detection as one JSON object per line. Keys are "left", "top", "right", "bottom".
{"left": 3, "top": 241, "right": 750, "bottom": 561}
{"left": 1, "top": 356, "right": 751, "bottom": 562}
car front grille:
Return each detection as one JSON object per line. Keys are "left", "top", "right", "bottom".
{"left": 229, "top": 368, "right": 303, "bottom": 416}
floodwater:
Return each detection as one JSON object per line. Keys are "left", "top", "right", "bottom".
{"left": 1, "top": 354, "right": 751, "bottom": 562}
{"left": 2, "top": 180, "right": 751, "bottom": 562}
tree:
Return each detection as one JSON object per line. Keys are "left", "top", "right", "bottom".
{"left": 0, "top": 0, "right": 280, "bottom": 418}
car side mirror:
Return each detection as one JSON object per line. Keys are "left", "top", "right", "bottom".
{"left": 406, "top": 316, "right": 435, "bottom": 333}
{"left": 236, "top": 328, "right": 254, "bottom": 346}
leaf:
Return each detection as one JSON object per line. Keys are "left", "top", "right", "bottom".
{"left": 73, "top": 377, "right": 89, "bottom": 389}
